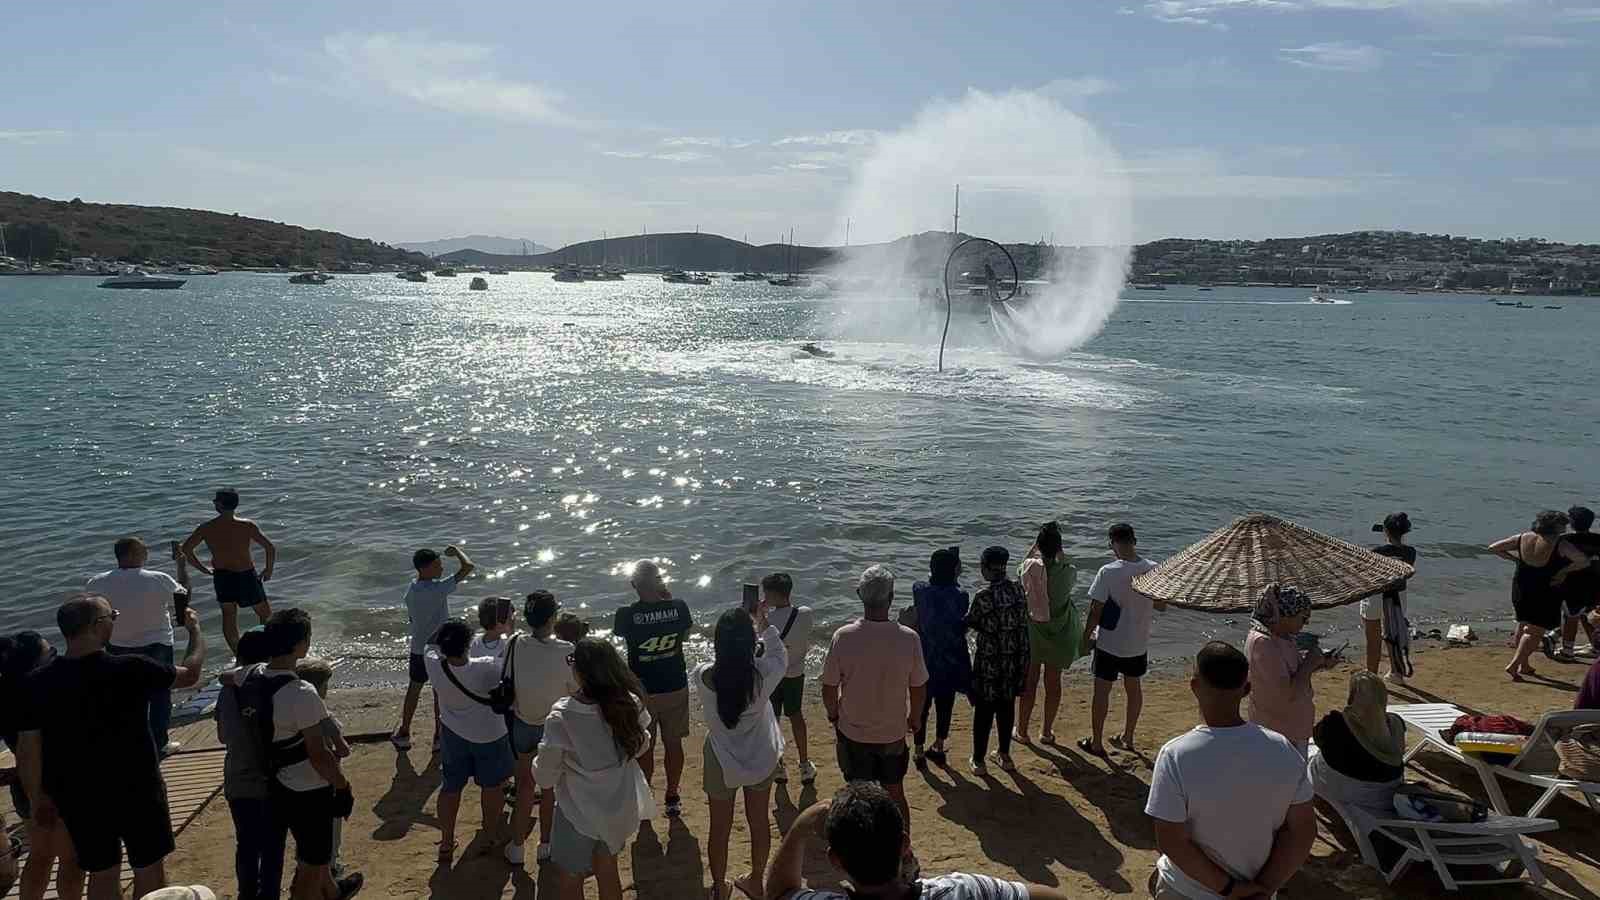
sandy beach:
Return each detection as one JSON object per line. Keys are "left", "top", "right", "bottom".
{"left": 155, "top": 641, "right": 1600, "bottom": 899}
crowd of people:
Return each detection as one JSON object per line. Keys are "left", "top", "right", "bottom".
{"left": 0, "top": 491, "right": 1597, "bottom": 900}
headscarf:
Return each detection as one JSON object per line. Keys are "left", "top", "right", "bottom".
{"left": 1250, "top": 582, "right": 1312, "bottom": 637}
{"left": 1343, "top": 671, "right": 1407, "bottom": 767}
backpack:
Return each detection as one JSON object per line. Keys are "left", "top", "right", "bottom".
{"left": 236, "top": 668, "right": 310, "bottom": 774}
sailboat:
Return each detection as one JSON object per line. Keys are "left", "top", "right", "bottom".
{"left": 768, "top": 229, "right": 803, "bottom": 286}
{"left": 733, "top": 233, "right": 767, "bottom": 281}
{"left": 595, "top": 231, "right": 624, "bottom": 280}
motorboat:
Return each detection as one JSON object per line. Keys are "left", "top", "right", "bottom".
{"left": 732, "top": 272, "right": 767, "bottom": 282}
{"left": 99, "top": 271, "right": 186, "bottom": 289}
{"left": 767, "top": 274, "right": 804, "bottom": 287}
{"left": 798, "top": 342, "right": 835, "bottom": 359}
{"left": 289, "top": 271, "right": 332, "bottom": 285}
{"left": 594, "top": 267, "right": 625, "bottom": 281}
{"left": 433, "top": 267, "right": 457, "bottom": 277}
{"left": 469, "top": 277, "right": 488, "bottom": 290}
{"left": 488, "top": 268, "right": 510, "bottom": 275}
{"left": 1129, "top": 283, "right": 1166, "bottom": 291}
{"left": 552, "top": 265, "right": 586, "bottom": 282}
{"left": 662, "top": 270, "right": 711, "bottom": 285}
{"left": 399, "top": 270, "right": 428, "bottom": 282}
{"left": 1310, "top": 285, "right": 1336, "bottom": 303}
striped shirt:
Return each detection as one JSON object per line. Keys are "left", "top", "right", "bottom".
{"left": 786, "top": 873, "right": 1030, "bottom": 900}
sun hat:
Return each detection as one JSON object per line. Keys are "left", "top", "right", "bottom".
{"left": 1343, "top": 671, "right": 1407, "bottom": 768}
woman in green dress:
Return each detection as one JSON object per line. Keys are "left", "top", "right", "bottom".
{"left": 1016, "top": 521, "right": 1083, "bottom": 744}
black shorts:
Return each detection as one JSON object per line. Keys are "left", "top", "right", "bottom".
{"left": 408, "top": 653, "right": 429, "bottom": 684}
{"left": 57, "top": 782, "right": 175, "bottom": 873}
{"left": 769, "top": 675, "right": 804, "bottom": 718}
{"left": 214, "top": 568, "right": 268, "bottom": 608}
{"left": 835, "top": 734, "right": 909, "bottom": 786}
{"left": 1092, "top": 648, "right": 1149, "bottom": 682}
{"left": 271, "top": 782, "right": 335, "bottom": 867}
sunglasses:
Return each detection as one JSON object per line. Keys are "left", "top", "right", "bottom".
{"left": 96, "top": 610, "right": 121, "bottom": 623}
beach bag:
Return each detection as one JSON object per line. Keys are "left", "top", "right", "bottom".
{"left": 1100, "top": 596, "right": 1123, "bottom": 632}
{"left": 1555, "top": 725, "right": 1600, "bottom": 782}
{"left": 1392, "top": 783, "right": 1487, "bottom": 824}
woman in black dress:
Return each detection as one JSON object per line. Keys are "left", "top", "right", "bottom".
{"left": 1490, "top": 510, "right": 1592, "bottom": 681}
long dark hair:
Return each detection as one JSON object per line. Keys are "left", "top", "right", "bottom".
{"left": 1036, "top": 521, "right": 1064, "bottom": 562}
{"left": 571, "top": 637, "right": 648, "bottom": 760}
{"left": 710, "top": 608, "right": 759, "bottom": 729}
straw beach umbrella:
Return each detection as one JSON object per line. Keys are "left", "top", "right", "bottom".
{"left": 1132, "top": 513, "right": 1415, "bottom": 613}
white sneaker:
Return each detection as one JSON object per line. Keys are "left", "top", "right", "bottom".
{"left": 536, "top": 843, "right": 552, "bottom": 863}
{"left": 503, "top": 842, "right": 525, "bottom": 866}
{"left": 799, "top": 760, "right": 818, "bottom": 785}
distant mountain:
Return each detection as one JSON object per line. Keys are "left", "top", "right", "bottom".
{"left": 438, "top": 232, "right": 835, "bottom": 273}
{"left": 0, "top": 191, "right": 427, "bottom": 269}
{"left": 396, "top": 235, "right": 551, "bottom": 257}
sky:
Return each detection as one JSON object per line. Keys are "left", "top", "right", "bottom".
{"left": 3, "top": 0, "right": 1598, "bottom": 246}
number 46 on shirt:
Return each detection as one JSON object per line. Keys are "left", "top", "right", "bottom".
{"left": 638, "top": 634, "right": 680, "bottom": 653}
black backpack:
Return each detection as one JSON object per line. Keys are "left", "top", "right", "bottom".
{"left": 236, "top": 668, "right": 311, "bottom": 774}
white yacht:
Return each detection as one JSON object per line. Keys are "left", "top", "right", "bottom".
{"left": 99, "top": 271, "right": 186, "bottom": 290}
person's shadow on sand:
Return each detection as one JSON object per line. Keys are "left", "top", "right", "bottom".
{"left": 372, "top": 750, "right": 442, "bottom": 841}
{"left": 630, "top": 818, "right": 708, "bottom": 896}
{"left": 923, "top": 749, "right": 1134, "bottom": 893}
{"left": 1031, "top": 742, "right": 1159, "bottom": 852}
{"left": 773, "top": 781, "right": 842, "bottom": 892}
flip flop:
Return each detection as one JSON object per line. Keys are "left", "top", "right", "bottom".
{"left": 925, "top": 748, "right": 948, "bottom": 766}
{"left": 1076, "top": 738, "right": 1107, "bottom": 758}
{"left": 1109, "top": 735, "right": 1134, "bottom": 752}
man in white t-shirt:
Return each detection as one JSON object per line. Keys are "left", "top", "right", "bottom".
{"left": 425, "top": 619, "right": 514, "bottom": 864}
{"left": 470, "top": 596, "right": 520, "bottom": 660}
{"left": 762, "top": 572, "right": 817, "bottom": 786}
{"left": 1081, "top": 523, "right": 1163, "bottom": 756}
{"left": 262, "top": 609, "right": 359, "bottom": 900}
{"left": 390, "top": 545, "right": 475, "bottom": 752}
{"left": 88, "top": 536, "right": 190, "bottom": 755}
{"left": 1145, "top": 642, "right": 1316, "bottom": 900}
{"left": 767, "top": 781, "right": 1070, "bottom": 900}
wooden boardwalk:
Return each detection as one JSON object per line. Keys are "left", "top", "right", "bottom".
{"left": 2, "top": 746, "right": 226, "bottom": 899}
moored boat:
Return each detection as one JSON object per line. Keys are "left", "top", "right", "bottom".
{"left": 99, "top": 271, "right": 186, "bottom": 290}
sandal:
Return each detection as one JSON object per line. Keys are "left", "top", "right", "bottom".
{"left": 1076, "top": 737, "right": 1106, "bottom": 758}
{"left": 1041, "top": 731, "right": 1059, "bottom": 745}
{"left": 925, "top": 747, "right": 947, "bottom": 766}
{"left": 1109, "top": 735, "right": 1134, "bottom": 752}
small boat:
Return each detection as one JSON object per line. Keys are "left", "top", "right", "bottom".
{"left": 399, "top": 270, "right": 428, "bottom": 282}
{"left": 662, "top": 270, "right": 710, "bottom": 285}
{"left": 469, "top": 277, "right": 488, "bottom": 290}
{"left": 768, "top": 275, "right": 804, "bottom": 287}
{"left": 488, "top": 268, "right": 510, "bottom": 275}
{"left": 1309, "top": 285, "right": 1335, "bottom": 303}
{"left": 594, "top": 267, "right": 625, "bottom": 281}
{"left": 289, "top": 271, "right": 332, "bottom": 285}
{"left": 1544, "top": 305, "right": 1563, "bottom": 310}
{"left": 1197, "top": 287, "right": 1213, "bottom": 292}
{"left": 798, "top": 342, "right": 835, "bottom": 359}
{"left": 99, "top": 271, "right": 186, "bottom": 290}
{"left": 1130, "top": 283, "right": 1166, "bottom": 291}
{"left": 552, "top": 265, "right": 586, "bottom": 282}
{"left": 732, "top": 272, "right": 767, "bottom": 282}
{"left": 433, "top": 267, "right": 457, "bottom": 277}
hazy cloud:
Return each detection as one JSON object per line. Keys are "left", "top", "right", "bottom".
{"left": 602, "top": 149, "right": 713, "bottom": 163}
{"left": 0, "top": 130, "right": 69, "bottom": 143}
{"left": 1279, "top": 41, "right": 1384, "bottom": 70}
{"left": 1472, "top": 123, "right": 1600, "bottom": 153}
{"left": 661, "top": 136, "right": 759, "bottom": 149}
{"left": 1038, "top": 77, "right": 1119, "bottom": 100}
{"left": 772, "top": 129, "right": 879, "bottom": 147}
{"left": 324, "top": 32, "right": 572, "bottom": 125}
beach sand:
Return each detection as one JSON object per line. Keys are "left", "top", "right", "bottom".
{"left": 162, "top": 643, "right": 1600, "bottom": 898}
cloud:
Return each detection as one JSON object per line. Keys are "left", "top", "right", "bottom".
{"left": 1471, "top": 123, "right": 1600, "bottom": 153}
{"left": 772, "top": 129, "right": 879, "bottom": 147}
{"left": 324, "top": 33, "right": 571, "bottom": 126}
{"left": 1037, "top": 77, "right": 1119, "bottom": 100}
{"left": 660, "top": 136, "right": 758, "bottom": 149}
{"left": 1279, "top": 41, "right": 1384, "bottom": 70}
{"left": 1502, "top": 34, "right": 1582, "bottom": 47}
{"left": 601, "top": 149, "right": 713, "bottom": 163}
{"left": 0, "top": 130, "right": 69, "bottom": 144}
{"left": 1132, "top": 0, "right": 1523, "bottom": 26}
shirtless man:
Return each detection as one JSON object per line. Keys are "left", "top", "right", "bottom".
{"left": 181, "top": 489, "right": 275, "bottom": 655}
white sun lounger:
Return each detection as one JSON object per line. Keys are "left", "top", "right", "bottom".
{"left": 1314, "top": 785, "right": 1555, "bottom": 890}
{"left": 1389, "top": 702, "right": 1600, "bottom": 817}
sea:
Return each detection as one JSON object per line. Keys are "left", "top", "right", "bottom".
{"left": 2, "top": 273, "right": 1594, "bottom": 677}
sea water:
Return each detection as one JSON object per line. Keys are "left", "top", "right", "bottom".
{"left": 1, "top": 274, "right": 1595, "bottom": 674}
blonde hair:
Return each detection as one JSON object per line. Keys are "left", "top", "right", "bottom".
{"left": 295, "top": 657, "right": 334, "bottom": 698}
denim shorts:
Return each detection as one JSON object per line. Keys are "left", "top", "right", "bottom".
{"left": 509, "top": 717, "right": 545, "bottom": 756}
{"left": 439, "top": 725, "right": 515, "bottom": 793}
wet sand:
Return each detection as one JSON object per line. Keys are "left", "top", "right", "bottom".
{"left": 163, "top": 642, "right": 1600, "bottom": 898}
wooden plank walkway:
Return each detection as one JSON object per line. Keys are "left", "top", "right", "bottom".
{"left": 2, "top": 749, "right": 226, "bottom": 900}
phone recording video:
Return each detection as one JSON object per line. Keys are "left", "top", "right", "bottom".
{"left": 742, "top": 583, "right": 761, "bottom": 614}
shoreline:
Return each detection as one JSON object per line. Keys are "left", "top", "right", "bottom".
{"left": 158, "top": 642, "right": 1600, "bottom": 899}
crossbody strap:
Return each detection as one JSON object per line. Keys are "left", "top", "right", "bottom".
{"left": 440, "top": 658, "right": 494, "bottom": 707}
{"left": 778, "top": 607, "right": 799, "bottom": 642}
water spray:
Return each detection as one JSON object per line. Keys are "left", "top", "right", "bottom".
{"left": 939, "top": 237, "right": 1018, "bottom": 372}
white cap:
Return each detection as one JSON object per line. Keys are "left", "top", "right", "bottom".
{"left": 140, "top": 887, "right": 218, "bottom": 900}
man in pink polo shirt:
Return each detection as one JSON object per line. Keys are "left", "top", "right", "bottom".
{"left": 820, "top": 565, "right": 928, "bottom": 838}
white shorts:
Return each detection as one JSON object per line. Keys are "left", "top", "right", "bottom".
{"left": 1359, "top": 597, "right": 1381, "bottom": 622}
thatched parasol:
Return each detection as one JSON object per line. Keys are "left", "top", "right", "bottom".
{"left": 1132, "top": 513, "right": 1415, "bottom": 613}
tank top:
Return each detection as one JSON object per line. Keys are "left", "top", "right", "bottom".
{"left": 1513, "top": 534, "right": 1566, "bottom": 606}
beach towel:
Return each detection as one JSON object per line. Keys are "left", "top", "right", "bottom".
{"left": 1382, "top": 593, "right": 1413, "bottom": 678}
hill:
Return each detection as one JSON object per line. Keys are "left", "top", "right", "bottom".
{"left": 439, "top": 232, "right": 834, "bottom": 273}
{"left": 0, "top": 192, "right": 427, "bottom": 270}
{"left": 395, "top": 235, "right": 551, "bottom": 256}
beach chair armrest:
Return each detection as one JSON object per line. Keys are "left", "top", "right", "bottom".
{"left": 1371, "top": 815, "right": 1558, "bottom": 836}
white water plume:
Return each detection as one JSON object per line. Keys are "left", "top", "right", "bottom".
{"left": 826, "top": 89, "right": 1131, "bottom": 360}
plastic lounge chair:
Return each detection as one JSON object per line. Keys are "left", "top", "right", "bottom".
{"left": 1314, "top": 783, "right": 1555, "bottom": 890}
{"left": 1389, "top": 703, "right": 1600, "bottom": 816}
